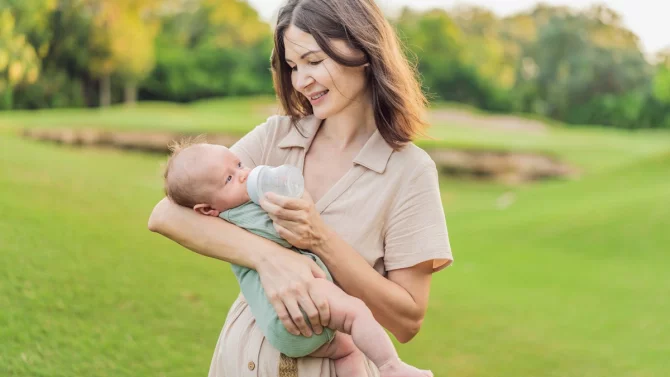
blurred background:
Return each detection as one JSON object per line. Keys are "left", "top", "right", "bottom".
{"left": 1, "top": 1, "right": 668, "bottom": 376}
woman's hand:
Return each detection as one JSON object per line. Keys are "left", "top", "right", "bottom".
{"left": 260, "top": 191, "right": 329, "bottom": 251}
{"left": 256, "top": 249, "right": 331, "bottom": 337}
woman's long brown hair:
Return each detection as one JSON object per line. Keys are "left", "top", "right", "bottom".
{"left": 271, "top": 0, "right": 429, "bottom": 151}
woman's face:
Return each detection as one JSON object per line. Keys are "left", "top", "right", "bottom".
{"left": 283, "top": 24, "right": 369, "bottom": 119}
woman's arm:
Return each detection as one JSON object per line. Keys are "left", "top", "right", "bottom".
{"left": 316, "top": 229, "right": 434, "bottom": 343}
{"left": 148, "top": 197, "right": 268, "bottom": 267}
{"left": 147, "top": 197, "right": 330, "bottom": 337}
{"left": 261, "top": 192, "right": 438, "bottom": 343}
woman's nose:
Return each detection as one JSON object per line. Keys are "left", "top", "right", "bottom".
{"left": 295, "top": 70, "right": 313, "bottom": 90}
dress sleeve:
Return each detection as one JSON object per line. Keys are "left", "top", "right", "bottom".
{"left": 383, "top": 161, "right": 453, "bottom": 272}
{"left": 229, "top": 116, "right": 276, "bottom": 169}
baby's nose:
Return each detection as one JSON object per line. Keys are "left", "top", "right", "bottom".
{"left": 240, "top": 168, "right": 251, "bottom": 182}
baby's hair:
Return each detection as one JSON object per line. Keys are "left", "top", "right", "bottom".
{"left": 163, "top": 135, "right": 209, "bottom": 208}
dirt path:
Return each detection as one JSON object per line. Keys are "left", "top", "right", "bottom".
{"left": 429, "top": 108, "right": 548, "bottom": 133}
{"left": 21, "top": 125, "right": 576, "bottom": 184}
{"left": 19, "top": 105, "right": 575, "bottom": 184}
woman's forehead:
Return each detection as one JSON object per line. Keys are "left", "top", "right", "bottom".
{"left": 284, "top": 26, "right": 359, "bottom": 62}
{"left": 284, "top": 25, "right": 320, "bottom": 58}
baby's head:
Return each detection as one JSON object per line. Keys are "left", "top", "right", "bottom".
{"left": 164, "top": 138, "right": 251, "bottom": 216}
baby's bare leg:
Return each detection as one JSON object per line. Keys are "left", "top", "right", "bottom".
{"left": 308, "top": 279, "right": 433, "bottom": 377}
{"left": 309, "top": 332, "right": 367, "bottom": 377}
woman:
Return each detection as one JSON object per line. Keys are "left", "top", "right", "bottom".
{"left": 148, "top": 0, "right": 453, "bottom": 375}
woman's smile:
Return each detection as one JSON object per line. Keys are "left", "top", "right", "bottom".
{"left": 308, "top": 89, "right": 329, "bottom": 105}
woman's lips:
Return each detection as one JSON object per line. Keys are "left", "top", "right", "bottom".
{"left": 309, "top": 90, "right": 329, "bottom": 105}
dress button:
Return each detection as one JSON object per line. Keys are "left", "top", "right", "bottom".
{"left": 248, "top": 361, "right": 256, "bottom": 371}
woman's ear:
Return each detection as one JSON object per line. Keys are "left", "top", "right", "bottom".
{"left": 193, "top": 203, "right": 220, "bottom": 217}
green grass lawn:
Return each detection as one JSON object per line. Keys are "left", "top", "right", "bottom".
{"left": 0, "top": 96, "right": 277, "bottom": 136}
{"left": 1, "top": 100, "right": 669, "bottom": 376}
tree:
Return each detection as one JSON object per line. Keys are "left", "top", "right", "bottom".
{"left": 652, "top": 49, "right": 670, "bottom": 123}
{"left": 504, "top": 5, "right": 652, "bottom": 124}
{"left": 86, "top": 0, "right": 160, "bottom": 107}
{"left": 395, "top": 8, "right": 469, "bottom": 103}
{"left": 0, "top": 0, "right": 55, "bottom": 58}
{"left": 584, "top": 4, "right": 642, "bottom": 50}
{"left": 451, "top": 6, "right": 517, "bottom": 109}
{"left": 0, "top": 9, "right": 41, "bottom": 109}
{"left": 141, "top": 0, "right": 273, "bottom": 101}
{"left": 112, "top": 0, "right": 161, "bottom": 105}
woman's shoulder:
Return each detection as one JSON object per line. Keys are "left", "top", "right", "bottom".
{"left": 258, "top": 114, "right": 320, "bottom": 141}
{"left": 387, "top": 142, "right": 437, "bottom": 177}
{"left": 258, "top": 114, "right": 292, "bottom": 135}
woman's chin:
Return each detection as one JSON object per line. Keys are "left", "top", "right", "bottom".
{"left": 313, "top": 103, "right": 344, "bottom": 120}
{"left": 312, "top": 107, "right": 329, "bottom": 120}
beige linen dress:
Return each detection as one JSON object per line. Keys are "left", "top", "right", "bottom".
{"left": 208, "top": 114, "right": 453, "bottom": 377}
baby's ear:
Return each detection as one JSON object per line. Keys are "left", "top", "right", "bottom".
{"left": 193, "top": 203, "right": 220, "bottom": 217}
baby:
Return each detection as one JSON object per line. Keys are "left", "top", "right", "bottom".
{"left": 163, "top": 140, "right": 432, "bottom": 377}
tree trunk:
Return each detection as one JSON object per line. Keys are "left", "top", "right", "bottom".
{"left": 80, "top": 80, "right": 87, "bottom": 107}
{"left": 100, "top": 74, "right": 111, "bottom": 107}
{"left": 124, "top": 81, "right": 137, "bottom": 106}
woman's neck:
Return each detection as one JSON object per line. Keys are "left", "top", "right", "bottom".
{"left": 320, "top": 93, "right": 376, "bottom": 150}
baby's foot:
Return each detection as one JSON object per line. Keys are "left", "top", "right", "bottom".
{"left": 378, "top": 358, "right": 433, "bottom": 377}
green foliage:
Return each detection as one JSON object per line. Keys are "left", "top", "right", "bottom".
{"left": 6, "top": 0, "right": 98, "bottom": 109}
{"left": 395, "top": 8, "right": 512, "bottom": 112}
{"left": 0, "top": 0, "right": 55, "bottom": 63}
{"left": 653, "top": 66, "right": 670, "bottom": 104}
{"left": 140, "top": 0, "right": 273, "bottom": 101}
{"left": 1, "top": 1, "right": 668, "bottom": 129}
{"left": 86, "top": 0, "right": 160, "bottom": 82}
{"left": 0, "top": 8, "right": 43, "bottom": 108}
{"left": 394, "top": 3, "right": 667, "bottom": 127}
{"left": 523, "top": 12, "right": 652, "bottom": 125}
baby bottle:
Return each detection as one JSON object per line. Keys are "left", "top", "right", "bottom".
{"left": 247, "top": 165, "right": 305, "bottom": 205}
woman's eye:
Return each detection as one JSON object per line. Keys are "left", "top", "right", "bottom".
{"left": 290, "top": 61, "right": 322, "bottom": 71}
{"left": 238, "top": 162, "right": 242, "bottom": 168}
{"left": 226, "top": 176, "right": 232, "bottom": 183}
